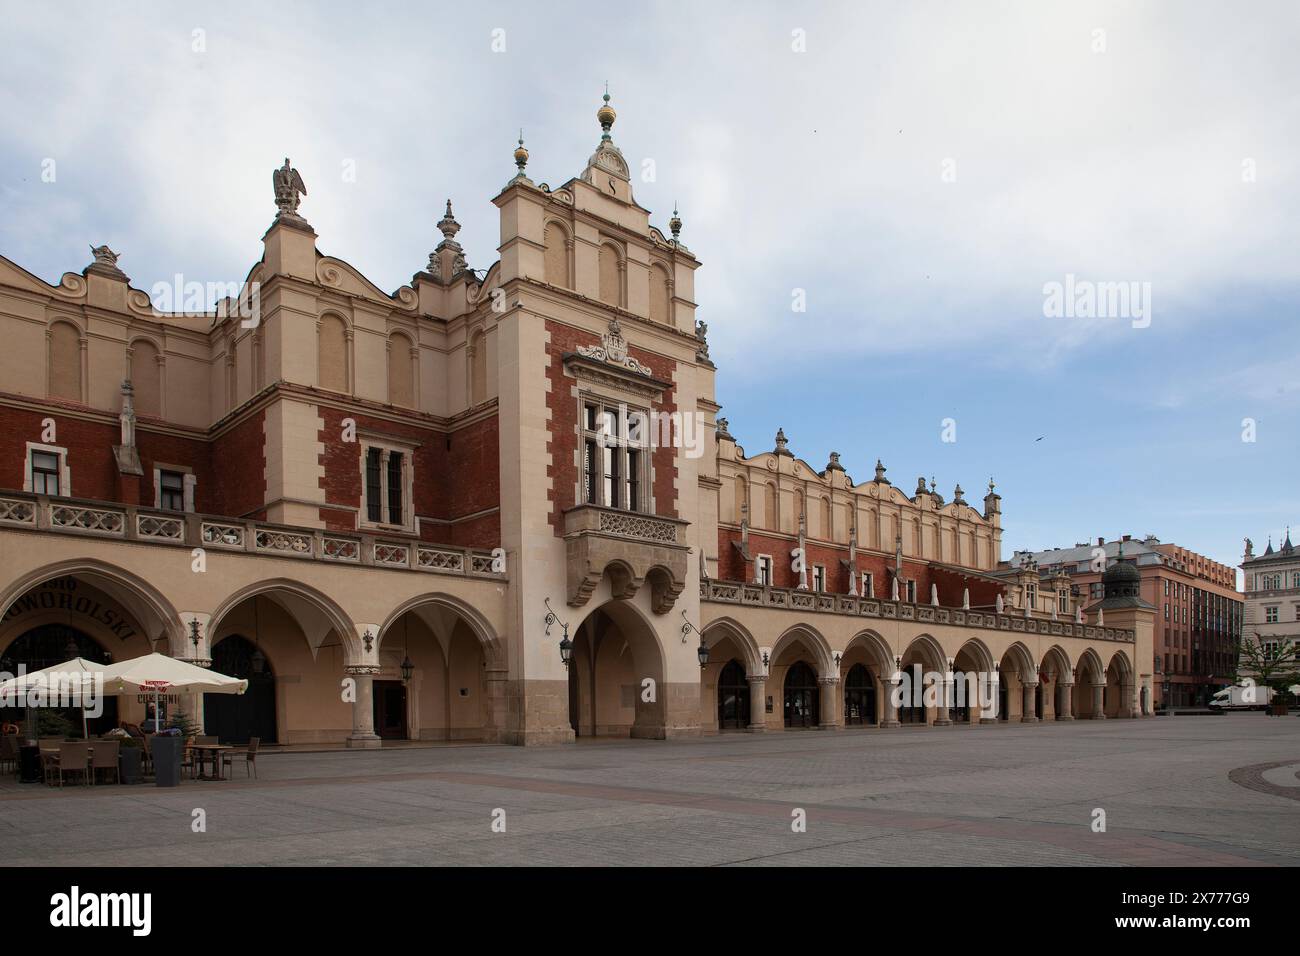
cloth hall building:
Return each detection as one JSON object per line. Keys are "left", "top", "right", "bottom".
{"left": 0, "top": 98, "right": 1154, "bottom": 747}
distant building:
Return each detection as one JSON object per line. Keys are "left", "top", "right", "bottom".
{"left": 1240, "top": 531, "right": 1300, "bottom": 683}
{"left": 1004, "top": 535, "right": 1240, "bottom": 708}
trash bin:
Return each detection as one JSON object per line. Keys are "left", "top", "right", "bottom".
{"left": 151, "top": 735, "right": 184, "bottom": 787}
{"left": 18, "top": 745, "right": 41, "bottom": 784}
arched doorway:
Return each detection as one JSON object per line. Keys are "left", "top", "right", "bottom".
{"left": 717, "top": 659, "right": 750, "bottom": 730}
{"left": 377, "top": 599, "right": 496, "bottom": 743}
{"left": 783, "top": 661, "right": 820, "bottom": 728}
{"left": 567, "top": 600, "right": 666, "bottom": 739}
{"left": 205, "top": 635, "right": 276, "bottom": 744}
{"left": 843, "top": 663, "right": 876, "bottom": 725}
{"left": 0, "top": 624, "right": 118, "bottom": 736}
{"left": 207, "top": 586, "right": 356, "bottom": 746}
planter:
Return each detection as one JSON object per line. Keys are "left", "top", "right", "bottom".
{"left": 1270, "top": 702, "right": 1290, "bottom": 717}
{"left": 150, "top": 736, "right": 184, "bottom": 787}
{"left": 118, "top": 746, "right": 142, "bottom": 784}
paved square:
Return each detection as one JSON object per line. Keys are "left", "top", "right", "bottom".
{"left": 2, "top": 716, "right": 1297, "bottom": 866}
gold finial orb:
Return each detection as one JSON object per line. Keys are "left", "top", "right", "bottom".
{"left": 513, "top": 129, "right": 528, "bottom": 172}
{"left": 597, "top": 90, "right": 616, "bottom": 134}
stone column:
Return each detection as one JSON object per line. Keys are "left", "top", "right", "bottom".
{"left": 747, "top": 675, "right": 767, "bottom": 731}
{"left": 933, "top": 677, "right": 953, "bottom": 726}
{"left": 818, "top": 677, "right": 841, "bottom": 730}
{"left": 1021, "top": 678, "right": 1038, "bottom": 723}
{"left": 346, "top": 666, "right": 382, "bottom": 749}
{"left": 879, "top": 676, "right": 899, "bottom": 727}
{"left": 1091, "top": 681, "right": 1106, "bottom": 719}
{"left": 484, "top": 666, "right": 508, "bottom": 744}
{"left": 1119, "top": 680, "right": 1137, "bottom": 718}
{"left": 1056, "top": 680, "right": 1074, "bottom": 720}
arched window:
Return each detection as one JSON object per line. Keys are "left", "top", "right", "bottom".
{"left": 598, "top": 242, "right": 622, "bottom": 306}
{"left": 544, "top": 221, "right": 570, "bottom": 288}
{"left": 764, "top": 483, "right": 777, "bottom": 531}
{"left": 318, "top": 314, "right": 349, "bottom": 393}
{"left": 388, "top": 331, "right": 414, "bottom": 407}
{"left": 469, "top": 330, "right": 487, "bottom": 406}
{"left": 783, "top": 661, "right": 820, "bottom": 728}
{"left": 792, "top": 490, "right": 804, "bottom": 534}
{"left": 821, "top": 496, "right": 832, "bottom": 540}
{"left": 649, "top": 263, "right": 671, "bottom": 324}
{"left": 843, "top": 663, "right": 876, "bottom": 725}
{"left": 717, "top": 659, "right": 749, "bottom": 730}
{"left": 129, "top": 339, "right": 161, "bottom": 417}
{"left": 48, "top": 321, "right": 82, "bottom": 402}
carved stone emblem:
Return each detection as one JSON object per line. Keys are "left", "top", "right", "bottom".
{"left": 577, "top": 318, "right": 653, "bottom": 376}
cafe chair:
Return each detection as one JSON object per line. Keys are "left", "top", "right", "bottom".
{"left": 91, "top": 740, "right": 120, "bottom": 785}
{"left": 54, "top": 741, "right": 90, "bottom": 787}
{"left": 222, "top": 737, "right": 260, "bottom": 779}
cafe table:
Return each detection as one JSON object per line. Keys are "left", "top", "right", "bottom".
{"left": 191, "top": 743, "right": 234, "bottom": 781}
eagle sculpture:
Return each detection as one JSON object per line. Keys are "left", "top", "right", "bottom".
{"left": 272, "top": 158, "right": 307, "bottom": 218}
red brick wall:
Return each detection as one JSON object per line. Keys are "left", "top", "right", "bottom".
{"left": 543, "top": 319, "right": 680, "bottom": 536}
{"left": 715, "top": 526, "right": 1005, "bottom": 606}
{"left": 316, "top": 405, "right": 500, "bottom": 549}
{"left": 0, "top": 398, "right": 264, "bottom": 517}
{"left": 0, "top": 406, "right": 119, "bottom": 501}
{"left": 136, "top": 429, "right": 212, "bottom": 510}
{"left": 207, "top": 410, "right": 266, "bottom": 518}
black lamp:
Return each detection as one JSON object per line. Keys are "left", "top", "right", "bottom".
{"left": 400, "top": 615, "right": 413, "bottom": 683}
{"left": 545, "top": 598, "right": 572, "bottom": 668}
{"left": 697, "top": 640, "right": 709, "bottom": 668}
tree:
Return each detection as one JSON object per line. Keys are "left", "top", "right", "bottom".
{"left": 1234, "top": 635, "right": 1300, "bottom": 709}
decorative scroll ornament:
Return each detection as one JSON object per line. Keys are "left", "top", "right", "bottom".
{"left": 577, "top": 318, "right": 653, "bottom": 376}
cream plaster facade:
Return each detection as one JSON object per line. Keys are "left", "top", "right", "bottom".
{"left": 0, "top": 97, "right": 1153, "bottom": 747}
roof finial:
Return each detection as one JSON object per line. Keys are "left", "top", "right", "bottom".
{"left": 669, "top": 202, "right": 682, "bottom": 241}
{"left": 437, "top": 199, "right": 461, "bottom": 241}
{"left": 513, "top": 129, "right": 529, "bottom": 176}
{"left": 597, "top": 85, "right": 616, "bottom": 141}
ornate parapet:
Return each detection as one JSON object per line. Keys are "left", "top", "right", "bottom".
{"left": 564, "top": 504, "right": 690, "bottom": 613}
{"left": 699, "top": 579, "right": 1137, "bottom": 644}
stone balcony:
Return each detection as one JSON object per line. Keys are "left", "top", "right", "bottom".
{"left": 700, "top": 579, "right": 1136, "bottom": 644}
{"left": 563, "top": 504, "right": 690, "bottom": 612}
{"left": 0, "top": 492, "right": 507, "bottom": 580}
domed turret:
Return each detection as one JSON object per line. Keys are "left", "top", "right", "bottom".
{"left": 1101, "top": 545, "right": 1142, "bottom": 601}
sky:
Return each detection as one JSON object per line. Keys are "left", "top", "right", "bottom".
{"left": 1, "top": 0, "right": 1297, "bottom": 581}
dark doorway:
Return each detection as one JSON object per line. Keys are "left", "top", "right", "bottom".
{"left": 843, "top": 663, "right": 876, "bottom": 725}
{"left": 897, "top": 665, "right": 926, "bottom": 724}
{"left": 998, "top": 681, "right": 1009, "bottom": 721}
{"left": 0, "top": 624, "right": 117, "bottom": 736}
{"left": 374, "top": 680, "right": 408, "bottom": 739}
{"left": 205, "top": 635, "right": 276, "bottom": 744}
{"left": 1035, "top": 683, "right": 1043, "bottom": 719}
{"left": 783, "top": 661, "right": 820, "bottom": 728}
{"left": 717, "top": 659, "right": 750, "bottom": 729}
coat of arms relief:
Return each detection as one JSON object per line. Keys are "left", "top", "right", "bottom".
{"left": 578, "top": 319, "right": 653, "bottom": 376}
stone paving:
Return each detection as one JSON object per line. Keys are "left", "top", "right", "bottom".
{"left": 1, "top": 715, "right": 1297, "bottom": 866}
